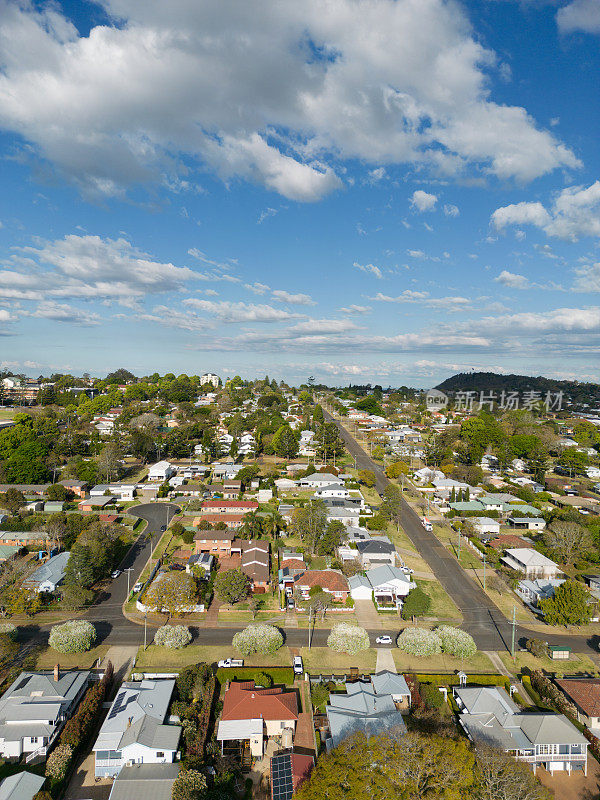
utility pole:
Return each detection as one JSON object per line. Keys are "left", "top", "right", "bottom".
{"left": 457, "top": 533, "right": 461, "bottom": 562}
{"left": 308, "top": 606, "right": 312, "bottom": 649}
{"left": 482, "top": 554, "right": 486, "bottom": 591}
{"left": 126, "top": 567, "right": 133, "bottom": 595}
{"left": 511, "top": 606, "right": 517, "bottom": 662}
{"left": 144, "top": 610, "right": 148, "bottom": 650}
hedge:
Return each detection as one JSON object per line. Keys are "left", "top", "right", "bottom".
{"left": 216, "top": 667, "right": 294, "bottom": 686}
{"left": 413, "top": 673, "right": 508, "bottom": 688}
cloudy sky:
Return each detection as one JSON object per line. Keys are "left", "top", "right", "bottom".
{"left": 0, "top": 0, "right": 599, "bottom": 386}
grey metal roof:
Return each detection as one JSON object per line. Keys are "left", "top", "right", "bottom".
{"left": 0, "top": 771, "right": 45, "bottom": 800}
{"left": 370, "top": 671, "right": 411, "bottom": 699}
{"left": 0, "top": 670, "right": 89, "bottom": 743}
{"left": 326, "top": 682, "right": 406, "bottom": 747}
{"left": 118, "top": 716, "right": 181, "bottom": 751}
{"left": 108, "top": 764, "right": 180, "bottom": 800}
{"left": 356, "top": 540, "right": 394, "bottom": 555}
{"left": 94, "top": 680, "right": 176, "bottom": 752}
{"left": 364, "top": 565, "right": 411, "bottom": 588}
{"left": 26, "top": 551, "right": 70, "bottom": 588}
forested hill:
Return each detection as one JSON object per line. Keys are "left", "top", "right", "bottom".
{"left": 435, "top": 372, "right": 600, "bottom": 406}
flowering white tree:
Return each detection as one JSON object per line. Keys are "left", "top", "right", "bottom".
{"left": 49, "top": 620, "right": 96, "bottom": 653}
{"left": 154, "top": 624, "right": 192, "bottom": 649}
{"left": 232, "top": 624, "right": 283, "bottom": 656}
{"left": 436, "top": 625, "right": 477, "bottom": 659}
{"left": 396, "top": 627, "right": 442, "bottom": 657}
{"left": 327, "top": 622, "right": 370, "bottom": 655}
{"left": 46, "top": 743, "right": 73, "bottom": 781}
{"left": 0, "top": 623, "right": 17, "bottom": 640}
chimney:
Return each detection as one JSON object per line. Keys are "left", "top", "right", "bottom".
{"left": 54, "top": 664, "right": 60, "bottom": 682}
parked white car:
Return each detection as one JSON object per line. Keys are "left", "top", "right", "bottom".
{"left": 375, "top": 635, "right": 393, "bottom": 645}
{"left": 218, "top": 658, "right": 244, "bottom": 668}
{"left": 293, "top": 656, "right": 303, "bottom": 675}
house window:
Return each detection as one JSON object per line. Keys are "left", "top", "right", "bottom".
{"left": 156, "top": 751, "right": 165, "bottom": 758}
{"left": 538, "top": 744, "right": 559, "bottom": 755}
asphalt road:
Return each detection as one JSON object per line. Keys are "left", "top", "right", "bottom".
{"left": 324, "top": 408, "right": 600, "bottom": 656}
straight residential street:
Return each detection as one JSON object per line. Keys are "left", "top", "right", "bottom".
{"left": 323, "top": 408, "right": 600, "bottom": 657}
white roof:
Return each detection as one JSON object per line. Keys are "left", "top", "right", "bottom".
{"left": 505, "top": 548, "right": 560, "bottom": 569}
{"left": 217, "top": 718, "right": 263, "bottom": 741}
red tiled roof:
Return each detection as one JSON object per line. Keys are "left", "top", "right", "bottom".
{"left": 487, "top": 535, "right": 534, "bottom": 551}
{"left": 221, "top": 681, "right": 298, "bottom": 722}
{"left": 294, "top": 570, "right": 349, "bottom": 592}
{"left": 280, "top": 558, "right": 305, "bottom": 570}
{"left": 557, "top": 679, "right": 600, "bottom": 717}
{"left": 202, "top": 500, "right": 258, "bottom": 509}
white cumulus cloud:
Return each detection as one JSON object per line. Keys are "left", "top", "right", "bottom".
{"left": 410, "top": 190, "right": 438, "bottom": 212}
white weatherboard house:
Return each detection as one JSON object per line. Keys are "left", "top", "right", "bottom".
{"left": 298, "top": 472, "right": 341, "bottom": 489}
{"left": 454, "top": 685, "right": 588, "bottom": 775}
{"left": 0, "top": 668, "right": 90, "bottom": 760}
{"left": 93, "top": 679, "right": 181, "bottom": 777}
{"left": 147, "top": 461, "right": 176, "bottom": 482}
{"left": 0, "top": 771, "right": 44, "bottom": 800}
{"left": 501, "top": 548, "right": 562, "bottom": 580}
{"left": 23, "top": 551, "right": 70, "bottom": 593}
{"left": 314, "top": 483, "right": 350, "bottom": 499}
{"left": 349, "top": 565, "right": 415, "bottom": 607}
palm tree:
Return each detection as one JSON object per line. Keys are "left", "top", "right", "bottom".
{"left": 242, "top": 511, "right": 264, "bottom": 540}
{"left": 263, "top": 510, "right": 285, "bottom": 542}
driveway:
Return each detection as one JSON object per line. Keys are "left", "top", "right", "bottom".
{"left": 537, "top": 757, "right": 600, "bottom": 800}
{"left": 354, "top": 598, "right": 381, "bottom": 629}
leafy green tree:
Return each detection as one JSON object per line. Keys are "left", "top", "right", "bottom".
{"left": 318, "top": 520, "right": 345, "bottom": 555}
{"left": 5, "top": 588, "right": 41, "bottom": 616}
{"left": 401, "top": 587, "right": 431, "bottom": 621}
{"left": 214, "top": 568, "right": 249, "bottom": 604}
{"left": 386, "top": 460, "right": 409, "bottom": 479}
{"left": 47, "top": 483, "right": 68, "bottom": 501}
{"left": 0, "top": 488, "right": 26, "bottom": 515}
{"left": 543, "top": 521, "right": 591, "bottom": 566}
{"left": 358, "top": 469, "right": 377, "bottom": 487}
{"left": 271, "top": 425, "right": 299, "bottom": 458}
{"left": 380, "top": 484, "right": 402, "bottom": 530}
{"left": 289, "top": 500, "right": 328, "bottom": 554}
{"left": 314, "top": 423, "right": 344, "bottom": 461}
{"left": 355, "top": 396, "right": 382, "bottom": 415}
{"left": 540, "top": 580, "right": 592, "bottom": 626}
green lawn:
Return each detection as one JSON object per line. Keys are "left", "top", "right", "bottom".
{"left": 392, "top": 648, "right": 495, "bottom": 673}
{"left": 36, "top": 644, "right": 110, "bottom": 670}
{"left": 135, "top": 644, "right": 292, "bottom": 670}
{"left": 416, "top": 579, "right": 461, "bottom": 620}
{"left": 300, "top": 646, "right": 377, "bottom": 673}
{"left": 498, "top": 650, "right": 598, "bottom": 675}
{"left": 432, "top": 523, "right": 482, "bottom": 571}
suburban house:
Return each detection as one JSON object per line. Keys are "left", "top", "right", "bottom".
{"left": 507, "top": 518, "right": 546, "bottom": 531}
{"left": 198, "top": 500, "right": 259, "bottom": 517}
{"left": 322, "top": 500, "right": 361, "bottom": 527}
{"left": 501, "top": 548, "right": 562, "bottom": 579}
{"left": 354, "top": 538, "right": 397, "bottom": 568}
{"left": 223, "top": 480, "right": 242, "bottom": 499}
{"left": 107, "top": 764, "right": 180, "bottom": 800}
{"left": 58, "top": 480, "right": 88, "bottom": 497}
{"left": 270, "top": 752, "right": 313, "bottom": 800}
{"left": 148, "top": 461, "right": 176, "bottom": 482}
{"left": 193, "top": 530, "right": 242, "bottom": 557}
{"left": 298, "top": 473, "right": 341, "bottom": 489}
{"left": 556, "top": 679, "right": 600, "bottom": 732}
{"left": 325, "top": 673, "right": 409, "bottom": 748}
{"left": 0, "top": 771, "right": 44, "bottom": 800}
{"left": 278, "top": 552, "right": 306, "bottom": 594}
{"left": 217, "top": 681, "right": 298, "bottom": 758}
{"left": 293, "top": 570, "right": 349, "bottom": 603}
{"left": 487, "top": 534, "right": 534, "bottom": 551}
{"left": 194, "top": 514, "right": 246, "bottom": 530}
{"left": 313, "top": 483, "right": 350, "bottom": 500}
{"left": 470, "top": 517, "right": 501, "bottom": 536}
{"left": 0, "top": 667, "right": 90, "bottom": 760}
{"left": 212, "top": 463, "right": 244, "bottom": 481}
{"left": 22, "top": 551, "right": 70, "bottom": 593}
{"left": 516, "top": 578, "right": 565, "bottom": 607}
{"left": 93, "top": 678, "right": 181, "bottom": 778}
{"left": 241, "top": 540, "right": 270, "bottom": 592}
{"left": 454, "top": 685, "right": 588, "bottom": 775}
{"left": 0, "top": 531, "right": 48, "bottom": 548}
{"left": 186, "top": 552, "right": 214, "bottom": 576}
{"left": 349, "top": 565, "right": 415, "bottom": 607}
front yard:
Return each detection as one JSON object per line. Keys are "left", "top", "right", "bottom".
{"left": 392, "top": 648, "right": 495, "bottom": 673}
{"left": 35, "top": 643, "right": 110, "bottom": 670}
{"left": 134, "top": 644, "right": 292, "bottom": 670}
{"left": 498, "top": 650, "right": 598, "bottom": 675}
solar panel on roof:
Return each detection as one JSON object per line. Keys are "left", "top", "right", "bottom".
{"left": 108, "top": 691, "right": 126, "bottom": 719}
{"left": 271, "top": 754, "right": 294, "bottom": 800}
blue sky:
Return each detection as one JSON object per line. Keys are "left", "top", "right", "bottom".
{"left": 0, "top": 0, "right": 599, "bottom": 386}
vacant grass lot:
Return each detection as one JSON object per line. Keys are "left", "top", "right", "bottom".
{"left": 135, "top": 644, "right": 292, "bottom": 670}
{"left": 392, "top": 649, "right": 495, "bottom": 673}
{"left": 299, "top": 646, "right": 377, "bottom": 673}
{"left": 499, "top": 650, "right": 598, "bottom": 675}
{"left": 416, "top": 579, "right": 461, "bottom": 621}
{"left": 36, "top": 644, "right": 110, "bottom": 670}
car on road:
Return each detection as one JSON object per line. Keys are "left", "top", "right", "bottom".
{"left": 160, "top": 524, "right": 167, "bottom": 532}
{"left": 133, "top": 582, "right": 143, "bottom": 592}
{"left": 375, "top": 635, "right": 393, "bottom": 645}
{"left": 218, "top": 658, "right": 244, "bottom": 668}
{"left": 111, "top": 570, "right": 121, "bottom": 579}
{"left": 293, "top": 656, "right": 303, "bottom": 675}
{"left": 287, "top": 597, "right": 295, "bottom": 609}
